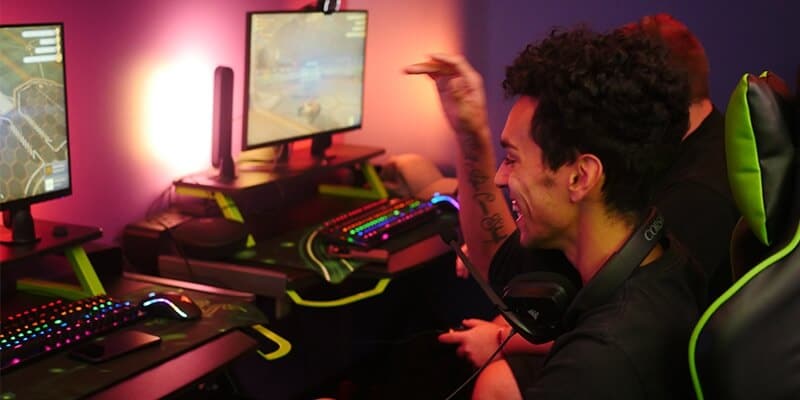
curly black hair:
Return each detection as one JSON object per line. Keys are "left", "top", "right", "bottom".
{"left": 502, "top": 27, "right": 689, "bottom": 222}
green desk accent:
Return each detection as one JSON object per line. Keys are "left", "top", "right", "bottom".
{"left": 173, "top": 186, "right": 256, "bottom": 248}
{"left": 285, "top": 278, "right": 391, "bottom": 307}
{"left": 250, "top": 323, "right": 292, "bottom": 360}
{"left": 318, "top": 162, "right": 388, "bottom": 200}
{"left": 16, "top": 246, "right": 106, "bottom": 300}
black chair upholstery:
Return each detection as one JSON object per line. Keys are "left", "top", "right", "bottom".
{"left": 688, "top": 71, "right": 799, "bottom": 400}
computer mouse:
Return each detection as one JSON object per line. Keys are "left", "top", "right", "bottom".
{"left": 52, "top": 225, "right": 68, "bottom": 237}
{"left": 139, "top": 291, "right": 202, "bottom": 320}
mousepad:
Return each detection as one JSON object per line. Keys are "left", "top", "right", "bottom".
{"left": 0, "top": 284, "right": 268, "bottom": 400}
{"left": 298, "top": 226, "right": 367, "bottom": 283}
{"left": 232, "top": 209, "right": 458, "bottom": 285}
{"left": 231, "top": 226, "right": 368, "bottom": 284}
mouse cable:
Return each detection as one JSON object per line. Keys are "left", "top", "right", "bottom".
{"left": 151, "top": 219, "right": 198, "bottom": 282}
{"left": 155, "top": 219, "right": 232, "bottom": 289}
{"left": 443, "top": 328, "right": 517, "bottom": 400}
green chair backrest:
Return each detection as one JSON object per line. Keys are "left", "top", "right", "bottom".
{"left": 688, "top": 71, "right": 800, "bottom": 400}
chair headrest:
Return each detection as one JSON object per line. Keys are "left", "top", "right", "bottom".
{"left": 725, "top": 71, "right": 797, "bottom": 245}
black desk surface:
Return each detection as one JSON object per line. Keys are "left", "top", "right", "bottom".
{"left": 174, "top": 143, "right": 385, "bottom": 193}
{"left": 0, "top": 274, "right": 267, "bottom": 400}
{"left": 0, "top": 220, "right": 102, "bottom": 266}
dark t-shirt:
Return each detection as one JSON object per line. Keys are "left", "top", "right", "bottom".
{"left": 489, "top": 233, "right": 701, "bottom": 400}
{"left": 655, "top": 108, "right": 739, "bottom": 297}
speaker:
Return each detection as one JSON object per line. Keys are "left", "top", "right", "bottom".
{"left": 211, "top": 65, "right": 236, "bottom": 182}
{"left": 122, "top": 211, "right": 193, "bottom": 275}
{"left": 170, "top": 217, "right": 249, "bottom": 261}
{"left": 443, "top": 208, "right": 665, "bottom": 344}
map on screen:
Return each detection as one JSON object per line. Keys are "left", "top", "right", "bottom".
{"left": 0, "top": 24, "right": 70, "bottom": 206}
{"left": 245, "top": 11, "right": 367, "bottom": 148}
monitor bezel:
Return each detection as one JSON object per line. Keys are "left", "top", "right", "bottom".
{"left": 0, "top": 22, "right": 73, "bottom": 212}
{"left": 241, "top": 9, "right": 368, "bottom": 152}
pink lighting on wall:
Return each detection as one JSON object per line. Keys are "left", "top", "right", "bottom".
{"left": 143, "top": 55, "right": 215, "bottom": 177}
{"left": 2, "top": 0, "right": 468, "bottom": 243}
{"left": 347, "top": 0, "right": 464, "bottom": 169}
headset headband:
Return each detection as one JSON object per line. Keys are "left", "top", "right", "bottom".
{"left": 563, "top": 208, "right": 665, "bottom": 328}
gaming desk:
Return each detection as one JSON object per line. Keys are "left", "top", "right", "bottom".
{"left": 155, "top": 193, "right": 456, "bottom": 318}
{"left": 1, "top": 276, "right": 265, "bottom": 399}
{"left": 151, "top": 143, "right": 455, "bottom": 318}
{"left": 173, "top": 143, "right": 386, "bottom": 194}
{"left": 0, "top": 222, "right": 278, "bottom": 400}
{"left": 0, "top": 219, "right": 102, "bottom": 264}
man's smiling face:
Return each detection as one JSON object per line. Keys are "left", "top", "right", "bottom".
{"left": 495, "top": 96, "right": 577, "bottom": 250}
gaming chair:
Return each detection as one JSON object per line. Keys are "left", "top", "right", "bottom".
{"left": 688, "top": 70, "right": 800, "bottom": 399}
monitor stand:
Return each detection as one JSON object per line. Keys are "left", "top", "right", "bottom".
{"left": 173, "top": 144, "right": 388, "bottom": 238}
{"left": 237, "top": 142, "right": 386, "bottom": 199}
{"left": 310, "top": 133, "right": 332, "bottom": 160}
{"left": 237, "top": 141, "right": 335, "bottom": 175}
{"left": 1, "top": 219, "right": 106, "bottom": 300}
{"left": 0, "top": 206, "right": 40, "bottom": 245}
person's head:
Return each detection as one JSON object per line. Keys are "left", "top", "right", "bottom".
{"left": 622, "top": 13, "right": 710, "bottom": 103}
{"left": 496, "top": 27, "right": 689, "bottom": 248}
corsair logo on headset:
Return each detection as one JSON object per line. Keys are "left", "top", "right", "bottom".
{"left": 644, "top": 214, "right": 664, "bottom": 241}
{"left": 562, "top": 208, "right": 666, "bottom": 330}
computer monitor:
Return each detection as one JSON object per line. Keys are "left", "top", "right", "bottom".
{"left": 242, "top": 10, "right": 367, "bottom": 167}
{"left": 0, "top": 23, "right": 72, "bottom": 245}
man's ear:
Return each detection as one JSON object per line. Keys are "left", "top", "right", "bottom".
{"left": 568, "top": 154, "right": 603, "bottom": 202}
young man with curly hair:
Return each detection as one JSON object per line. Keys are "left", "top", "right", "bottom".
{"left": 406, "top": 27, "right": 702, "bottom": 399}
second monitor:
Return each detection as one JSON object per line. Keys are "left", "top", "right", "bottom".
{"left": 241, "top": 10, "right": 368, "bottom": 169}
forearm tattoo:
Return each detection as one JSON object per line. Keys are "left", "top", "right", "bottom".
{"left": 464, "top": 159, "right": 508, "bottom": 244}
{"left": 481, "top": 212, "right": 508, "bottom": 244}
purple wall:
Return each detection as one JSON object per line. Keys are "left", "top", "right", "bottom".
{"left": 468, "top": 0, "right": 799, "bottom": 166}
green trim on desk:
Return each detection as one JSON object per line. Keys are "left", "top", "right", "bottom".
{"left": 16, "top": 246, "right": 106, "bottom": 300}
{"left": 285, "top": 278, "right": 391, "bottom": 307}
{"left": 318, "top": 162, "right": 388, "bottom": 200}
{"left": 212, "top": 191, "right": 245, "bottom": 222}
{"left": 251, "top": 324, "right": 292, "bottom": 360}
{"left": 174, "top": 185, "right": 216, "bottom": 199}
{"left": 212, "top": 191, "right": 256, "bottom": 248}
{"left": 173, "top": 186, "right": 256, "bottom": 248}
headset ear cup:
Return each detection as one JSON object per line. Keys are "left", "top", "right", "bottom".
{"left": 502, "top": 272, "right": 578, "bottom": 343}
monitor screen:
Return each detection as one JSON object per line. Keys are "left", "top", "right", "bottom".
{"left": 243, "top": 10, "right": 367, "bottom": 151}
{"left": 0, "top": 23, "right": 71, "bottom": 243}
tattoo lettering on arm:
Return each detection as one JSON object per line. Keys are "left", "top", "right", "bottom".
{"left": 473, "top": 192, "right": 495, "bottom": 214}
{"left": 468, "top": 169, "right": 490, "bottom": 192}
{"left": 474, "top": 192, "right": 508, "bottom": 244}
{"left": 481, "top": 213, "right": 508, "bottom": 243}
{"left": 461, "top": 135, "right": 482, "bottom": 164}
{"left": 461, "top": 153, "right": 508, "bottom": 243}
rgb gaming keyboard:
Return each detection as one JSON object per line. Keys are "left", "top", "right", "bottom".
{"left": 318, "top": 194, "right": 459, "bottom": 249}
{"left": 0, "top": 295, "right": 142, "bottom": 371}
